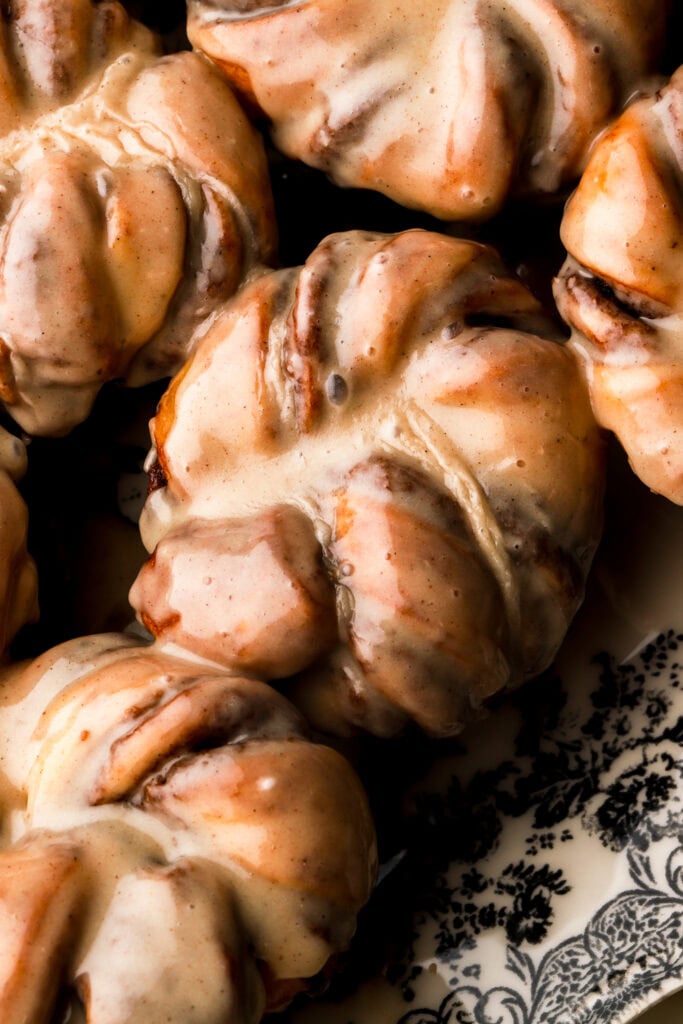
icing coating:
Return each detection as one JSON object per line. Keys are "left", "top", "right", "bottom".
{"left": 131, "top": 229, "right": 604, "bottom": 737}
{"left": 555, "top": 67, "right": 683, "bottom": 504}
{"left": 0, "top": 0, "right": 154, "bottom": 131}
{"left": 188, "top": 0, "right": 668, "bottom": 220}
{"left": 0, "top": 634, "right": 376, "bottom": 1023}
{"left": 0, "top": 0, "right": 276, "bottom": 436}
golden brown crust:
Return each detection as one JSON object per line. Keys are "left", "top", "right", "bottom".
{"left": 132, "top": 229, "right": 604, "bottom": 738}
{"left": 0, "top": 2, "right": 276, "bottom": 436}
{"left": 555, "top": 67, "right": 683, "bottom": 503}
{"left": 0, "top": 428, "right": 37, "bottom": 656}
{"left": 188, "top": 0, "right": 669, "bottom": 220}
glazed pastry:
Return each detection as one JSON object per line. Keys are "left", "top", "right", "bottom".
{"left": 0, "top": 0, "right": 276, "bottom": 436}
{"left": 132, "top": 230, "right": 604, "bottom": 738}
{"left": 555, "top": 68, "right": 683, "bottom": 504}
{"left": 0, "top": 426, "right": 37, "bottom": 655}
{"left": 0, "top": 634, "right": 376, "bottom": 1023}
{"left": 187, "top": 0, "right": 668, "bottom": 221}
{"left": 0, "top": 0, "right": 153, "bottom": 131}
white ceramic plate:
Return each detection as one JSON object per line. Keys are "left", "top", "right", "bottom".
{"left": 283, "top": 449, "right": 683, "bottom": 1024}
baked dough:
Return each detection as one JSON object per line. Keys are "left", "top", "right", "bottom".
{"left": 132, "top": 229, "right": 604, "bottom": 737}
{"left": 555, "top": 68, "right": 683, "bottom": 503}
{"left": 0, "top": 0, "right": 153, "bottom": 131}
{"left": 0, "top": 634, "right": 376, "bottom": 1023}
{"left": 0, "top": 426, "right": 37, "bottom": 655}
{"left": 188, "top": 0, "right": 669, "bottom": 220}
{"left": 0, "top": 0, "right": 276, "bottom": 435}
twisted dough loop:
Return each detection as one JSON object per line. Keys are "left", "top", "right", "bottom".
{"left": 188, "top": 0, "right": 668, "bottom": 220}
{"left": 0, "top": 634, "right": 377, "bottom": 1024}
{"left": 132, "top": 230, "right": 603, "bottom": 738}
{"left": 0, "top": 0, "right": 276, "bottom": 436}
{"left": 555, "top": 67, "right": 683, "bottom": 504}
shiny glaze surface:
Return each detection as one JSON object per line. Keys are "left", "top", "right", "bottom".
{"left": 188, "top": 0, "right": 668, "bottom": 220}
{"left": 132, "top": 229, "right": 604, "bottom": 738}
{"left": 0, "top": 633, "right": 377, "bottom": 1023}
{"left": 0, "top": 0, "right": 154, "bottom": 130}
{"left": 0, "top": 0, "right": 276, "bottom": 436}
{"left": 555, "top": 67, "right": 683, "bottom": 504}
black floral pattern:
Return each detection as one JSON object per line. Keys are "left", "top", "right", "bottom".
{"left": 382, "top": 630, "right": 683, "bottom": 1022}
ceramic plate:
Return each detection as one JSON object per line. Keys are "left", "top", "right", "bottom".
{"left": 277, "top": 449, "right": 683, "bottom": 1024}
{"left": 29, "top": 287, "right": 683, "bottom": 1024}
{"left": 20, "top": 190, "right": 683, "bottom": 1024}
{"left": 13, "top": 39, "right": 683, "bottom": 1019}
